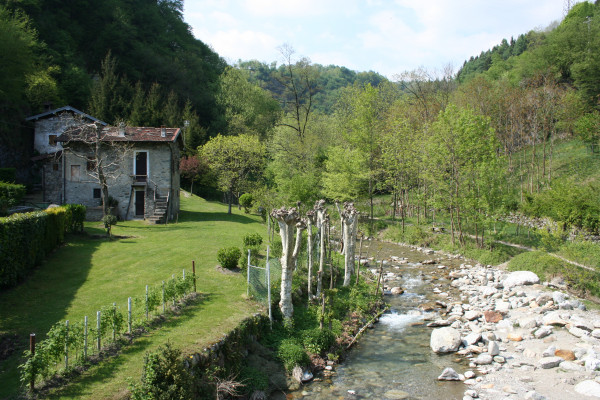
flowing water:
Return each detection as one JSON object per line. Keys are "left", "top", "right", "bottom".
{"left": 292, "top": 241, "right": 469, "bottom": 400}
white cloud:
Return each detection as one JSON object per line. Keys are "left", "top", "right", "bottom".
{"left": 195, "top": 29, "right": 280, "bottom": 63}
{"left": 240, "top": 0, "right": 359, "bottom": 17}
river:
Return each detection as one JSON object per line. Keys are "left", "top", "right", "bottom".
{"left": 291, "top": 241, "right": 469, "bottom": 400}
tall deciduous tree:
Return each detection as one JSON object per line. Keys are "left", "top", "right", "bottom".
{"left": 217, "top": 66, "right": 280, "bottom": 140}
{"left": 200, "top": 134, "right": 265, "bottom": 214}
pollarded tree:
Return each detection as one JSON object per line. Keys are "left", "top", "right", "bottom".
{"left": 339, "top": 202, "right": 359, "bottom": 286}
{"left": 201, "top": 134, "right": 265, "bottom": 214}
{"left": 271, "top": 207, "right": 305, "bottom": 320}
{"left": 314, "top": 200, "right": 328, "bottom": 298}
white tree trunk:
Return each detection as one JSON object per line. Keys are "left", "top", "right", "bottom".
{"left": 341, "top": 202, "right": 359, "bottom": 286}
{"left": 314, "top": 200, "right": 327, "bottom": 297}
{"left": 306, "top": 210, "right": 317, "bottom": 301}
{"left": 271, "top": 207, "right": 303, "bottom": 320}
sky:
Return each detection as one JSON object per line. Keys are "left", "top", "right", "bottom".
{"left": 183, "top": 0, "right": 571, "bottom": 78}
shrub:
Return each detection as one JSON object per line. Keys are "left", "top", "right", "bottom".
{"left": 277, "top": 338, "right": 309, "bottom": 371}
{"left": 239, "top": 193, "right": 253, "bottom": 213}
{"left": 64, "top": 204, "right": 86, "bottom": 232}
{"left": 301, "top": 327, "right": 335, "bottom": 354}
{"left": 0, "top": 167, "right": 16, "bottom": 183}
{"left": 217, "top": 247, "right": 242, "bottom": 269}
{"left": 0, "top": 181, "right": 26, "bottom": 215}
{"left": 239, "top": 366, "right": 269, "bottom": 394}
{"left": 102, "top": 214, "right": 118, "bottom": 236}
{"left": 243, "top": 233, "right": 263, "bottom": 247}
{"left": 130, "top": 343, "right": 192, "bottom": 400}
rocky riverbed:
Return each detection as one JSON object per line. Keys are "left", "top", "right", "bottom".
{"left": 425, "top": 251, "right": 600, "bottom": 399}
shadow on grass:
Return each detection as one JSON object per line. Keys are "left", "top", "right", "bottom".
{"left": 0, "top": 235, "right": 100, "bottom": 399}
{"left": 178, "top": 210, "right": 258, "bottom": 224}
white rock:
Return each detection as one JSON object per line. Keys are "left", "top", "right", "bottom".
{"left": 464, "top": 310, "right": 481, "bottom": 321}
{"left": 538, "top": 356, "right": 563, "bottom": 369}
{"left": 488, "top": 341, "right": 500, "bottom": 356}
{"left": 431, "top": 327, "right": 462, "bottom": 353}
{"left": 495, "top": 301, "right": 511, "bottom": 313}
{"left": 542, "top": 345, "right": 556, "bottom": 357}
{"left": 534, "top": 326, "right": 553, "bottom": 339}
{"left": 524, "top": 391, "right": 547, "bottom": 400}
{"left": 518, "top": 317, "right": 539, "bottom": 329}
{"left": 438, "top": 367, "right": 461, "bottom": 381}
{"left": 592, "top": 329, "right": 600, "bottom": 339}
{"left": 474, "top": 354, "right": 493, "bottom": 365}
{"left": 575, "top": 380, "right": 600, "bottom": 398}
{"left": 503, "top": 271, "right": 540, "bottom": 289}
{"left": 464, "top": 332, "right": 481, "bottom": 346}
{"left": 570, "top": 316, "right": 594, "bottom": 332}
{"left": 569, "top": 326, "right": 589, "bottom": 338}
{"left": 464, "top": 370, "right": 476, "bottom": 379}
{"left": 552, "top": 292, "right": 566, "bottom": 304}
{"left": 560, "top": 361, "right": 585, "bottom": 372}
{"left": 542, "top": 312, "right": 567, "bottom": 326}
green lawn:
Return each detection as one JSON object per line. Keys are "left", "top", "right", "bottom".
{"left": 0, "top": 193, "right": 266, "bottom": 399}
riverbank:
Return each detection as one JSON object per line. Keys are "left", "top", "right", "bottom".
{"left": 426, "top": 249, "right": 600, "bottom": 399}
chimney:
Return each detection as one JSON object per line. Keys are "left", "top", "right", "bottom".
{"left": 118, "top": 122, "right": 126, "bottom": 137}
{"left": 160, "top": 125, "right": 166, "bottom": 138}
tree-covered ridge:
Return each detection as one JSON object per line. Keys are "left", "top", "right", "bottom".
{"left": 457, "top": 1, "right": 600, "bottom": 109}
{"left": 456, "top": 33, "right": 531, "bottom": 83}
{"left": 236, "top": 59, "right": 388, "bottom": 115}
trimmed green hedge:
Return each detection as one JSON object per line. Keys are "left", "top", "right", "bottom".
{"left": 0, "top": 205, "right": 86, "bottom": 288}
{"left": 0, "top": 182, "right": 26, "bottom": 216}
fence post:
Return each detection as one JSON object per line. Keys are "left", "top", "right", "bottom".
{"left": 183, "top": 269, "right": 186, "bottom": 296}
{"left": 29, "top": 333, "right": 35, "bottom": 391}
{"left": 192, "top": 260, "right": 197, "bottom": 293}
{"left": 128, "top": 297, "right": 132, "bottom": 334}
{"left": 112, "top": 303, "right": 117, "bottom": 341}
{"left": 65, "top": 320, "right": 69, "bottom": 369}
{"left": 267, "top": 246, "right": 272, "bottom": 327}
{"left": 145, "top": 285, "right": 149, "bottom": 321}
{"left": 247, "top": 249, "right": 251, "bottom": 297}
{"left": 96, "top": 311, "right": 101, "bottom": 350}
{"left": 84, "top": 316, "right": 88, "bottom": 360}
{"left": 162, "top": 281, "right": 165, "bottom": 313}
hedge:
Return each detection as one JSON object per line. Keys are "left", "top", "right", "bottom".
{"left": 0, "top": 182, "right": 26, "bottom": 216}
{"left": 0, "top": 204, "right": 86, "bottom": 289}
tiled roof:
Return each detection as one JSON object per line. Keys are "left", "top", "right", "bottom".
{"left": 57, "top": 126, "right": 181, "bottom": 143}
{"left": 25, "top": 106, "right": 107, "bottom": 125}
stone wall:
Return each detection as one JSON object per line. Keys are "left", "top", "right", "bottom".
{"left": 61, "top": 141, "right": 180, "bottom": 221}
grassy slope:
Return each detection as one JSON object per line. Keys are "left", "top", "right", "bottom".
{"left": 0, "top": 193, "right": 266, "bottom": 399}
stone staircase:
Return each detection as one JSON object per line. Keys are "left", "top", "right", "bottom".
{"left": 148, "top": 195, "right": 168, "bottom": 224}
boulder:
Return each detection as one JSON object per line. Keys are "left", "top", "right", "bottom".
{"left": 464, "top": 310, "right": 481, "bottom": 321}
{"left": 503, "top": 271, "right": 540, "bottom": 289}
{"left": 575, "top": 380, "right": 600, "bottom": 398}
{"left": 437, "top": 367, "right": 461, "bottom": 381}
{"left": 555, "top": 349, "right": 576, "bottom": 361}
{"left": 430, "top": 327, "right": 462, "bottom": 353}
{"left": 474, "top": 354, "right": 493, "bottom": 365}
{"left": 390, "top": 287, "right": 404, "bottom": 295}
{"left": 484, "top": 311, "right": 503, "bottom": 323}
{"left": 488, "top": 341, "right": 500, "bottom": 356}
{"left": 538, "top": 356, "right": 563, "bottom": 369}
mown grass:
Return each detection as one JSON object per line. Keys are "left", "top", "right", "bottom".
{"left": 0, "top": 192, "right": 266, "bottom": 399}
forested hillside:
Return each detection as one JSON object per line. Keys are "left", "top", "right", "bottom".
{"left": 0, "top": 0, "right": 226, "bottom": 160}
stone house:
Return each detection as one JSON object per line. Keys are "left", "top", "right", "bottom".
{"left": 27, "top": 106, "right": 182, "bottom": 222}
{"left": 27, "top": 106, "right": 107, "bottom": 202}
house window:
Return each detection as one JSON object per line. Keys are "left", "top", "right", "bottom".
{"left": 70, "top": 165, "right": 81, "bottom": 182}
{"left": 52, "top": 163, "right": 59, "bottom": 171}
{"left": 49, "top": 135, "right": 57, "bottom": 146}
{"left": 93, "top": 188, "right": 101, "bottom": 199}
{"left": 87, "top": 156, "right": 96, "bottom": 171}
